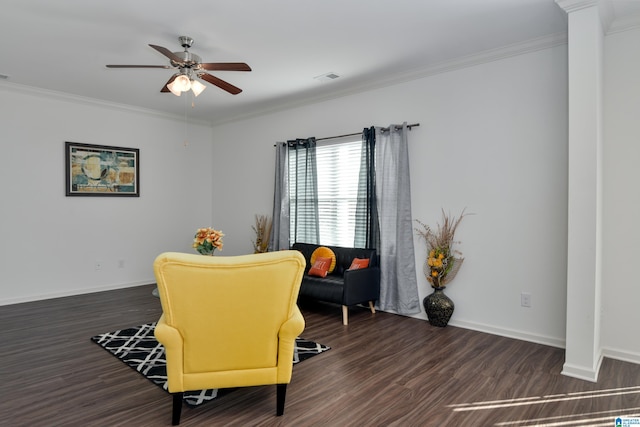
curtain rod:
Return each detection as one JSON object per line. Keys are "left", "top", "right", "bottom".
{"left": 275, "top": 123, "right": 420, "bottom": 146}
{"left": 316, "top": 123, "right": 420, "bottom": 142}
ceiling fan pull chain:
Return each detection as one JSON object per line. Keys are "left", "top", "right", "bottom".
{"left": 183, "top": 95, "right": 189, "bottom": 147}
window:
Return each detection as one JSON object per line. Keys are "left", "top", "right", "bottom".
{"left": 289, "top": 137, "right": 362, "bottom": 247}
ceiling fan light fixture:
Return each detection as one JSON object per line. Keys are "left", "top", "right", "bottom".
{"left": 167, "top": 74, "right": 191, "bottom": 92}
{"left": 167, "top": 81, "right": 182, "bottom": 96}
{"left": 190, "top": 79, "right": 206, "bottom": 97}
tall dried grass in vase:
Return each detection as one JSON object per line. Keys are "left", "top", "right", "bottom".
{"left": 415, "top": 209, "right": 468, "bottom": 289}
{"left": 252, "top": 214, "right": 272, "bottom": 253}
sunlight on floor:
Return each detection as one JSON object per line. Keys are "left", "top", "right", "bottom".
{"left": 495, "top": 409, "right": 640, "bottom": 427}
{"left": 445, "top": 386, "right": 640, "bottom": 426}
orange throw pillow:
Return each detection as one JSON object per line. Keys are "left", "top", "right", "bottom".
{"left": 308, "top": 256, "right": 332, "bottom": 278}
{"left": 310, "top": 247, "right": 337, "bottom": 273}
{"left": 348, "top": 258, "right": 370, "bottom": 270}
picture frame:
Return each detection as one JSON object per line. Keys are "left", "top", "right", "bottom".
{"left": 65, "top": 142, "right": 140, "bottom": 197}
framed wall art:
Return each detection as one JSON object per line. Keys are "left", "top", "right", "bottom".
{"left": 65, "top": 142, "right": 140, "bottom": 197}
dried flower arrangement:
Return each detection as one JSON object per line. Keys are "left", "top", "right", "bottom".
{"left": 252, "top": 214, "right": 272, "bottom": 253}
{"left": 415, "top": 209, "right": 468, "bottom": 288}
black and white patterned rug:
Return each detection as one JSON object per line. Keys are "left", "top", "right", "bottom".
{"left": 91, "top": 322, "right": 330, "bottom": 407}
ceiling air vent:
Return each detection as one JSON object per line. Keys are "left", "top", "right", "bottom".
{"left": 314, "top": 72, "right": 340, "bottom": 82}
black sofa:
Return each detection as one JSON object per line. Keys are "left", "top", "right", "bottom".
{"left": 292, "top": 242, "right": 380, "bottom": 325}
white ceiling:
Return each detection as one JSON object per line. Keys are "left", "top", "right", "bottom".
{"left": 1, "top": 0, "right": 639, "bottom": 125}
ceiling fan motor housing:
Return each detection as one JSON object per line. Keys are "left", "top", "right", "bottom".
{"left": 170, "top": 51, "right": 202, "bottom": 69}
{"left": 178, "top": 36, "right": 194, "bottom": 49}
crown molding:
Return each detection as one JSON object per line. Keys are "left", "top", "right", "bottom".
{"left": 598, "top": 0, "right": 615, "bottom": 32}
{"left": 1, "top": 32, "right": 571, "bottom": 128}
{"left": 0, "top": 81, "right": 212, "bottom": 127}
{"left": 554, "top": 0, "right": 640, "bottom": 35}
{"left": 555, "top": 0, "right": 599, "bottom": 14}
{"left": 607, "top": 10, "right": 640, "bottom": 34}
{"left": 555, "top": 0, "right": 610, "bottom": 32}
{"left": 391, "top": 32, "right": 568, "bottom": 82}
{"left": 211, "top": 32, "right": 569, "bottom": 126}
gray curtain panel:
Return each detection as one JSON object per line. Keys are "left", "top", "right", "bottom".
{"left": 291, "top": 138, "right": 319, "bottom": 245}
{"left": 354, "top": 127, "right": 379, "bottom": 249}
{"left": 270, "top": 138, "right": 320, "bottom": 250}
{"left": 375, "top": 123, "right": 420, "bottom": 314}
{"left": 269, "top": 142, "right": 290, "bottom": 251}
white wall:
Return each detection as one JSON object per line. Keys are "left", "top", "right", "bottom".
{"left": 0, "top": 87, "right": 214, "bottom": 304}
{"left": 212, "top": 45, "right": 569, "bottom": 347}
{"left": 602, "top": 27, "right": 640, "bottom": 362}
{"left": 4, "top": 29, "right": 638, "bottom": 365}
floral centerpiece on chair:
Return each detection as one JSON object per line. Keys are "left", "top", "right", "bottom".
{"left": 415, "top": 209, "right": 467, "bottom": 289}
{"left": 193, "top": 227, "right": 224, "bottom": 255}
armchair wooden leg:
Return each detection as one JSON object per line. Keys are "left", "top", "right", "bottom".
{"left": 276, "top": 384, "right": 287, "bottom": 416}
{"left": 172, "top": 392, "right": 183, "bottom": 425}
{"left": 342, "top": 305, "right": 348, "bottom": 325}
{"left": 369, "top": 301, "right": 376, "bottom": 314}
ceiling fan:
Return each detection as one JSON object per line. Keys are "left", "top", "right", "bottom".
{"left": 106, "top": 36, "right": 251, "bottom": 96}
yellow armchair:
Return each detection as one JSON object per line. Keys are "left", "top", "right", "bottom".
{"left": 153, "top": 250, "right": 306, "bottom": 425}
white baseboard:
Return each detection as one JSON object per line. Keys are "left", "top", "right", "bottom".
{"left": 446, "top": 318, "right": 640, "bottom": 373}
{"left": 402, "top": 311, "right": 566, "bottom": 349}
{"left": 561, "top": 356, "right": 603, "bottom": 383}
{"left": 602, "top": 347, "right": 640, "bottom": 366}
{"left": 0, "top": 280, "right": 154, "bottom": 306}
{"left": 408, "top": 314, "right": 640, "bottom": 378}
{"left": 447, "top": 318, "right": 566, "bottom": 349}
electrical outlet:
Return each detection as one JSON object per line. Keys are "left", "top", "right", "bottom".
{"left": 118, "top": 259, "right": 125, "bottom": 269}
{"left": 521, "top": 292, "right": 532, "bottom": 308}
{"left": 95, "top": 261, "right": 102, "bottom": 271}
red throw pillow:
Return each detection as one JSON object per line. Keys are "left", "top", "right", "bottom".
{"left": 348, "top": 258, "right": 370, "bottom": 270}
{"left": 308, "top": 256, "right": 332, "bottom": 278}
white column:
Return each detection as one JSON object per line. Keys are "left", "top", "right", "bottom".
{"left": 555, "top": 0, "right": 604, "bottom": 382}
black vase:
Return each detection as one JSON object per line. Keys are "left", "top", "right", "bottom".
{"left": 423, "top": 287, "right": 454, "bottom": 327}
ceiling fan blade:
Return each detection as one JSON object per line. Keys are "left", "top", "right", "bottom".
{"left": 200, "top": 62, "right": 252, "bottom": 72}
{"left": 160, "top": 75, "right": 178, "bottom": 93}
{"left": 149, "top": 44, "right": 184, "bottom": 64}
{"left": 106, "top": 65, "right": 172, "bottom": 69}
{"left": 198, "top": 73, "right": 243, "bottom": 95}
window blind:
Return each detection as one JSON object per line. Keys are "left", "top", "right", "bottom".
{"left": 289, "top": 138, "right": 362, "bottom": 247}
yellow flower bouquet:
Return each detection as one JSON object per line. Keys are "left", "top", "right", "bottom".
{"left": 193, "top": 227, "right": 224, "bottom": 255}
{"left": 415, "top": 209, "right": 467, "bottom": 288}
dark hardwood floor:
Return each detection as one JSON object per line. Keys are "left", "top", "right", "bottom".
{"left": 2, "top": 284, "right": 640, "bottom": 426}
